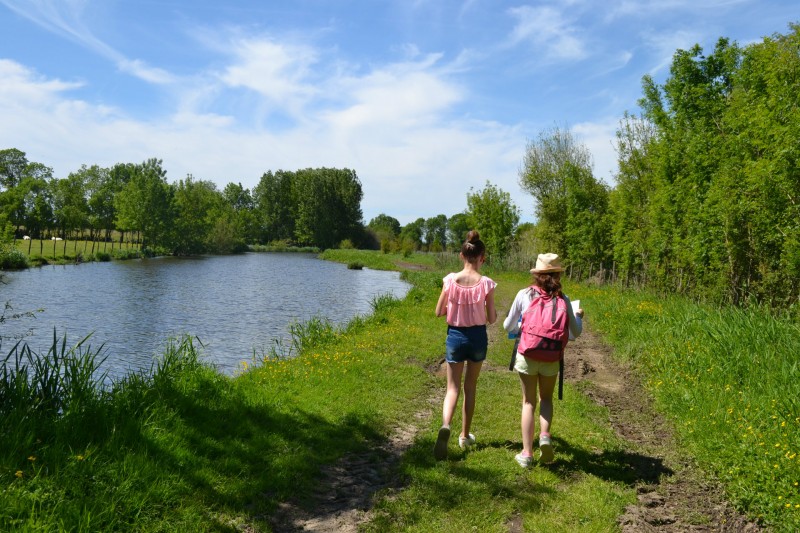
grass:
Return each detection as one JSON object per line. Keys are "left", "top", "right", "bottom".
{"left": 2, "top": 250, "right": 797, "bottom": 531}
{"left": 319, "top": 248, "right": 443, "bottom": 271}
{"left": 10, "top": 238, "right": 142, "bottom": 267}
{"left": 574, "top": 283, "right": 800, "bottom": 530}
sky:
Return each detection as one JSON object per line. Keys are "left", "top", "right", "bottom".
{"left": 0, "top": 1, "right": 797, "bottom": 225}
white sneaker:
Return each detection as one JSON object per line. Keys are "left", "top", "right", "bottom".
{"left": 458, "top": 433, "right": 476, "bottom": 450}
{"left": 538, "top": 434, "right": 554, "bottom": 463}
{"left": 515, "top": 452, "right": 533, "bottom": 468}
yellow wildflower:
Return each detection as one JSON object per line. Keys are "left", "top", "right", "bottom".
{"left": 15, "top": 471, "right": 23, "bottom": 478}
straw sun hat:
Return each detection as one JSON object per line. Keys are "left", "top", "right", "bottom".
{"left": 530, "top": 253, "right": 565, "bottom": 274}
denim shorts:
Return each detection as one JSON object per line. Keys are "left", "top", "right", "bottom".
{"left": 445, "top": 325, "right": 488, "bottom": 363}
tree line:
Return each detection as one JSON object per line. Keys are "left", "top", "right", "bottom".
{"left": 521, "top": 23, "right": 800, "bottom": 307}
{"left": 0, "top": 148, "right": 522, "bottom": 259}
{"left": 0, "top": 155, "right": 367, "bottom": 255}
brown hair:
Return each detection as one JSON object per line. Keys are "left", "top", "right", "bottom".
{"left": 533, "top": 272, "right": 562, "bottom": 297}
{"left": 460, "top": 229, "right": 486, "bottom": 263}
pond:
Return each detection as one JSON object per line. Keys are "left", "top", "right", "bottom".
{"left": 0, "top": 253, "right": 410, "bottom": 378}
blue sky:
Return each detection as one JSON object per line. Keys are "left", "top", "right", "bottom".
{"left": 1, "top": 1, "right": 796, "bottom": 224}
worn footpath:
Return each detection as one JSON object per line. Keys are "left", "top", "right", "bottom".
{"left": 270, "top": 326, "right": 761, "bottom": 532}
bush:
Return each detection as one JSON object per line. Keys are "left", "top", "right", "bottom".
{"left": 0, "top": 248, "right": 29, "bottom": 270}
{"left": 112, "top": 249, "right": 141, "bottom": 260}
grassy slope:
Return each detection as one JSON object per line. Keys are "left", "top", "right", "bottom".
{"left": 576, "top": 283, "right": 800, "bottom": 530}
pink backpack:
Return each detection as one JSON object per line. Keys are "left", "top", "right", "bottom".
{"left": 517, "top": 288, "right": 569, "bottom": 362}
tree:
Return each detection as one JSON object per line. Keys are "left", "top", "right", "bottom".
{"left": 367, "top": 213, "right": 401, "bottom": 251}
{"left": 114, "top": 159, "right": 174, "bottom": 250}
{"left": 253, "top": 170, "right": 295, "bottom": 243}
{"left": 400, "top": 218, "right": 425, "bottom": 250}
{"left": 446, "top": 212, "right": 470, "bottom": 251}
{"left": 519, "top": 126, "right": 593, "bottom": 256}
{"left": 223, "top": 182, "right": 258, "bottom": 245}
{"left": 609, "top": 113, "right": 658, "bottom": 284}
{"left": 466, "top": 181, "right": 519, "bottom": 259}
{"left": 0, "top": 148, "right": 29, "bottom": 191}
{"left": 368, "top": 214, "right": 401, "bottom": 236}
{"left": 51, "top": 171, "right": 89, "bottom": 240}
{"left": 21, "top": 175, "right": 53, "bottom": 253}
{"left": 293, "top": 168, "right": 363, "bottom": 249}
{"left": 424, "top": 214, "right": 448, "bottom": 252}
{"left": 170, "top": 176, "right": 225, "bottom": 255}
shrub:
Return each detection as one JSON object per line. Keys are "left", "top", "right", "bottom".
{"left": 0, "top": 248, "right": 29, "bottom": 270}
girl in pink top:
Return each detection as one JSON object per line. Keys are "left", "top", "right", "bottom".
{"left": 433, "top": 230, "right": 497, "bottom": 460}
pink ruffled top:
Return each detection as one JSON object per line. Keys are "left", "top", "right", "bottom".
{"left": 443, "top": 273, "right": 497, "bottom": 327}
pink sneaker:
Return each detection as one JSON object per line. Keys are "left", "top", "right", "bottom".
{"left": 515, "top": 453, "right": 533, "bottom": 468}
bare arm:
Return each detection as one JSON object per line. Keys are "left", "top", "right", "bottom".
{"left": 485, "top": 288, "right": 497, "bottom": 324}
{"left": 435, "top": 286, "right": 448, "bottom": 317}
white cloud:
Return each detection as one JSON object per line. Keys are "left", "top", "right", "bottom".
{"left": 506, "top": 5, "right": 586, "bottom": 61}
{"left": 219, "top": 37, "right": 320, "bottom": 112}
{"left": 571, "top": 119, "right": 620, "bottom": 184}
{"left": 0, "top": 59, "right": 84, "bottom": 103}
{"left": 1, "top": 0, "right": 176, "bottom": 85}
{"left": 0, "top": 51, "right": 523, "bottom": 224}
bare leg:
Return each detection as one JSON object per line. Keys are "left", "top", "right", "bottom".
{"left": 442, "top": 362, "right": 465, "bottom": 427}
{"left": 460, "top": 360, "right": 483, "bottom": 438}
{"left": 519, "top": 372, "right": 539, "bottom": 456}
{"left": 538, "top": 374, "right": 558, "bottom": 436}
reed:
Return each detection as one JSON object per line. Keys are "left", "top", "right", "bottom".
{"left": 1, "top": 330, "right": 107, "bottom": 416}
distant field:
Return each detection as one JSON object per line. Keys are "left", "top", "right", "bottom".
{"left": 13, "top": 238, "right": 141, "bottom": 258}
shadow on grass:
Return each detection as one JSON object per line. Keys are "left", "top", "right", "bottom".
{"left": 129, "top": 368, "right": 385, "bottom": 526}
{"left": 472, "top": 436, "right": 672, "bottom": 486}
{"left": 2, "top": 362, "right": 385, "bottom": 531}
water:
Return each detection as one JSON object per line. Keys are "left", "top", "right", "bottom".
{"left": 0, "top": 253, "right": 409, "bottom": 377}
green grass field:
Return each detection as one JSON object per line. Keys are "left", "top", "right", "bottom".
{"left": 576, "top": 284, "right": 800, "bottom": 528}
{"left": 14, "top": 239, "right": 139, "bottom": 258}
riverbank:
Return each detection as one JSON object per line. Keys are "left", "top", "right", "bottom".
{"left": 2, "top": 251, "right": 796, "bottom": 531}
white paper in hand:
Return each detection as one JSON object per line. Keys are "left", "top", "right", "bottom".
{"left": 569, "top": 300, "right": 581, "bottom": 341}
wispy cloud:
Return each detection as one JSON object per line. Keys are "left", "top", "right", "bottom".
{"left": 506, "top": 5, "right": 587, "bottom": 61}
{"left": 218, "top": 37, "right": 320, "bottom": 116}
{"left": 0, "top": 0, "right": 176, "bottom": 84}
{"left": 607, "top": 0, "right": 750, "bottom": 20}
{"left": 643, "top": 28, "right": 705, "bottom": 74}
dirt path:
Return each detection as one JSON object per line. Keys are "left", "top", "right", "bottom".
{"left": 565, "top": 329, "right": 760, "bottom": 532}
{"left": 269, "top": 326, "right": 761, "bottom": 532}
{"left": 267, "top": 382, "right": 438, "bottom": 532}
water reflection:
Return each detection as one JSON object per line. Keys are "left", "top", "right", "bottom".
{"left": 1, "top": 253, "right": 409, "bottom": 377}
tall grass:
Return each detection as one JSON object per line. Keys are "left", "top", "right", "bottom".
{"left": 1, "top": 330, "right": 108, "bottom": 416}
{"left": 575, "top": 284, "right": 800, "bottom": 530}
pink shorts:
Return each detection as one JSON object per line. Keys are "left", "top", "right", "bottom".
{"left": 514, "top": 354, "right": 559, "bottom": 377}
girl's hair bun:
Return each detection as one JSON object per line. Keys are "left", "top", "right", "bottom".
{"left": 461, "top": 229, "right": 485, "bottom": 260}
